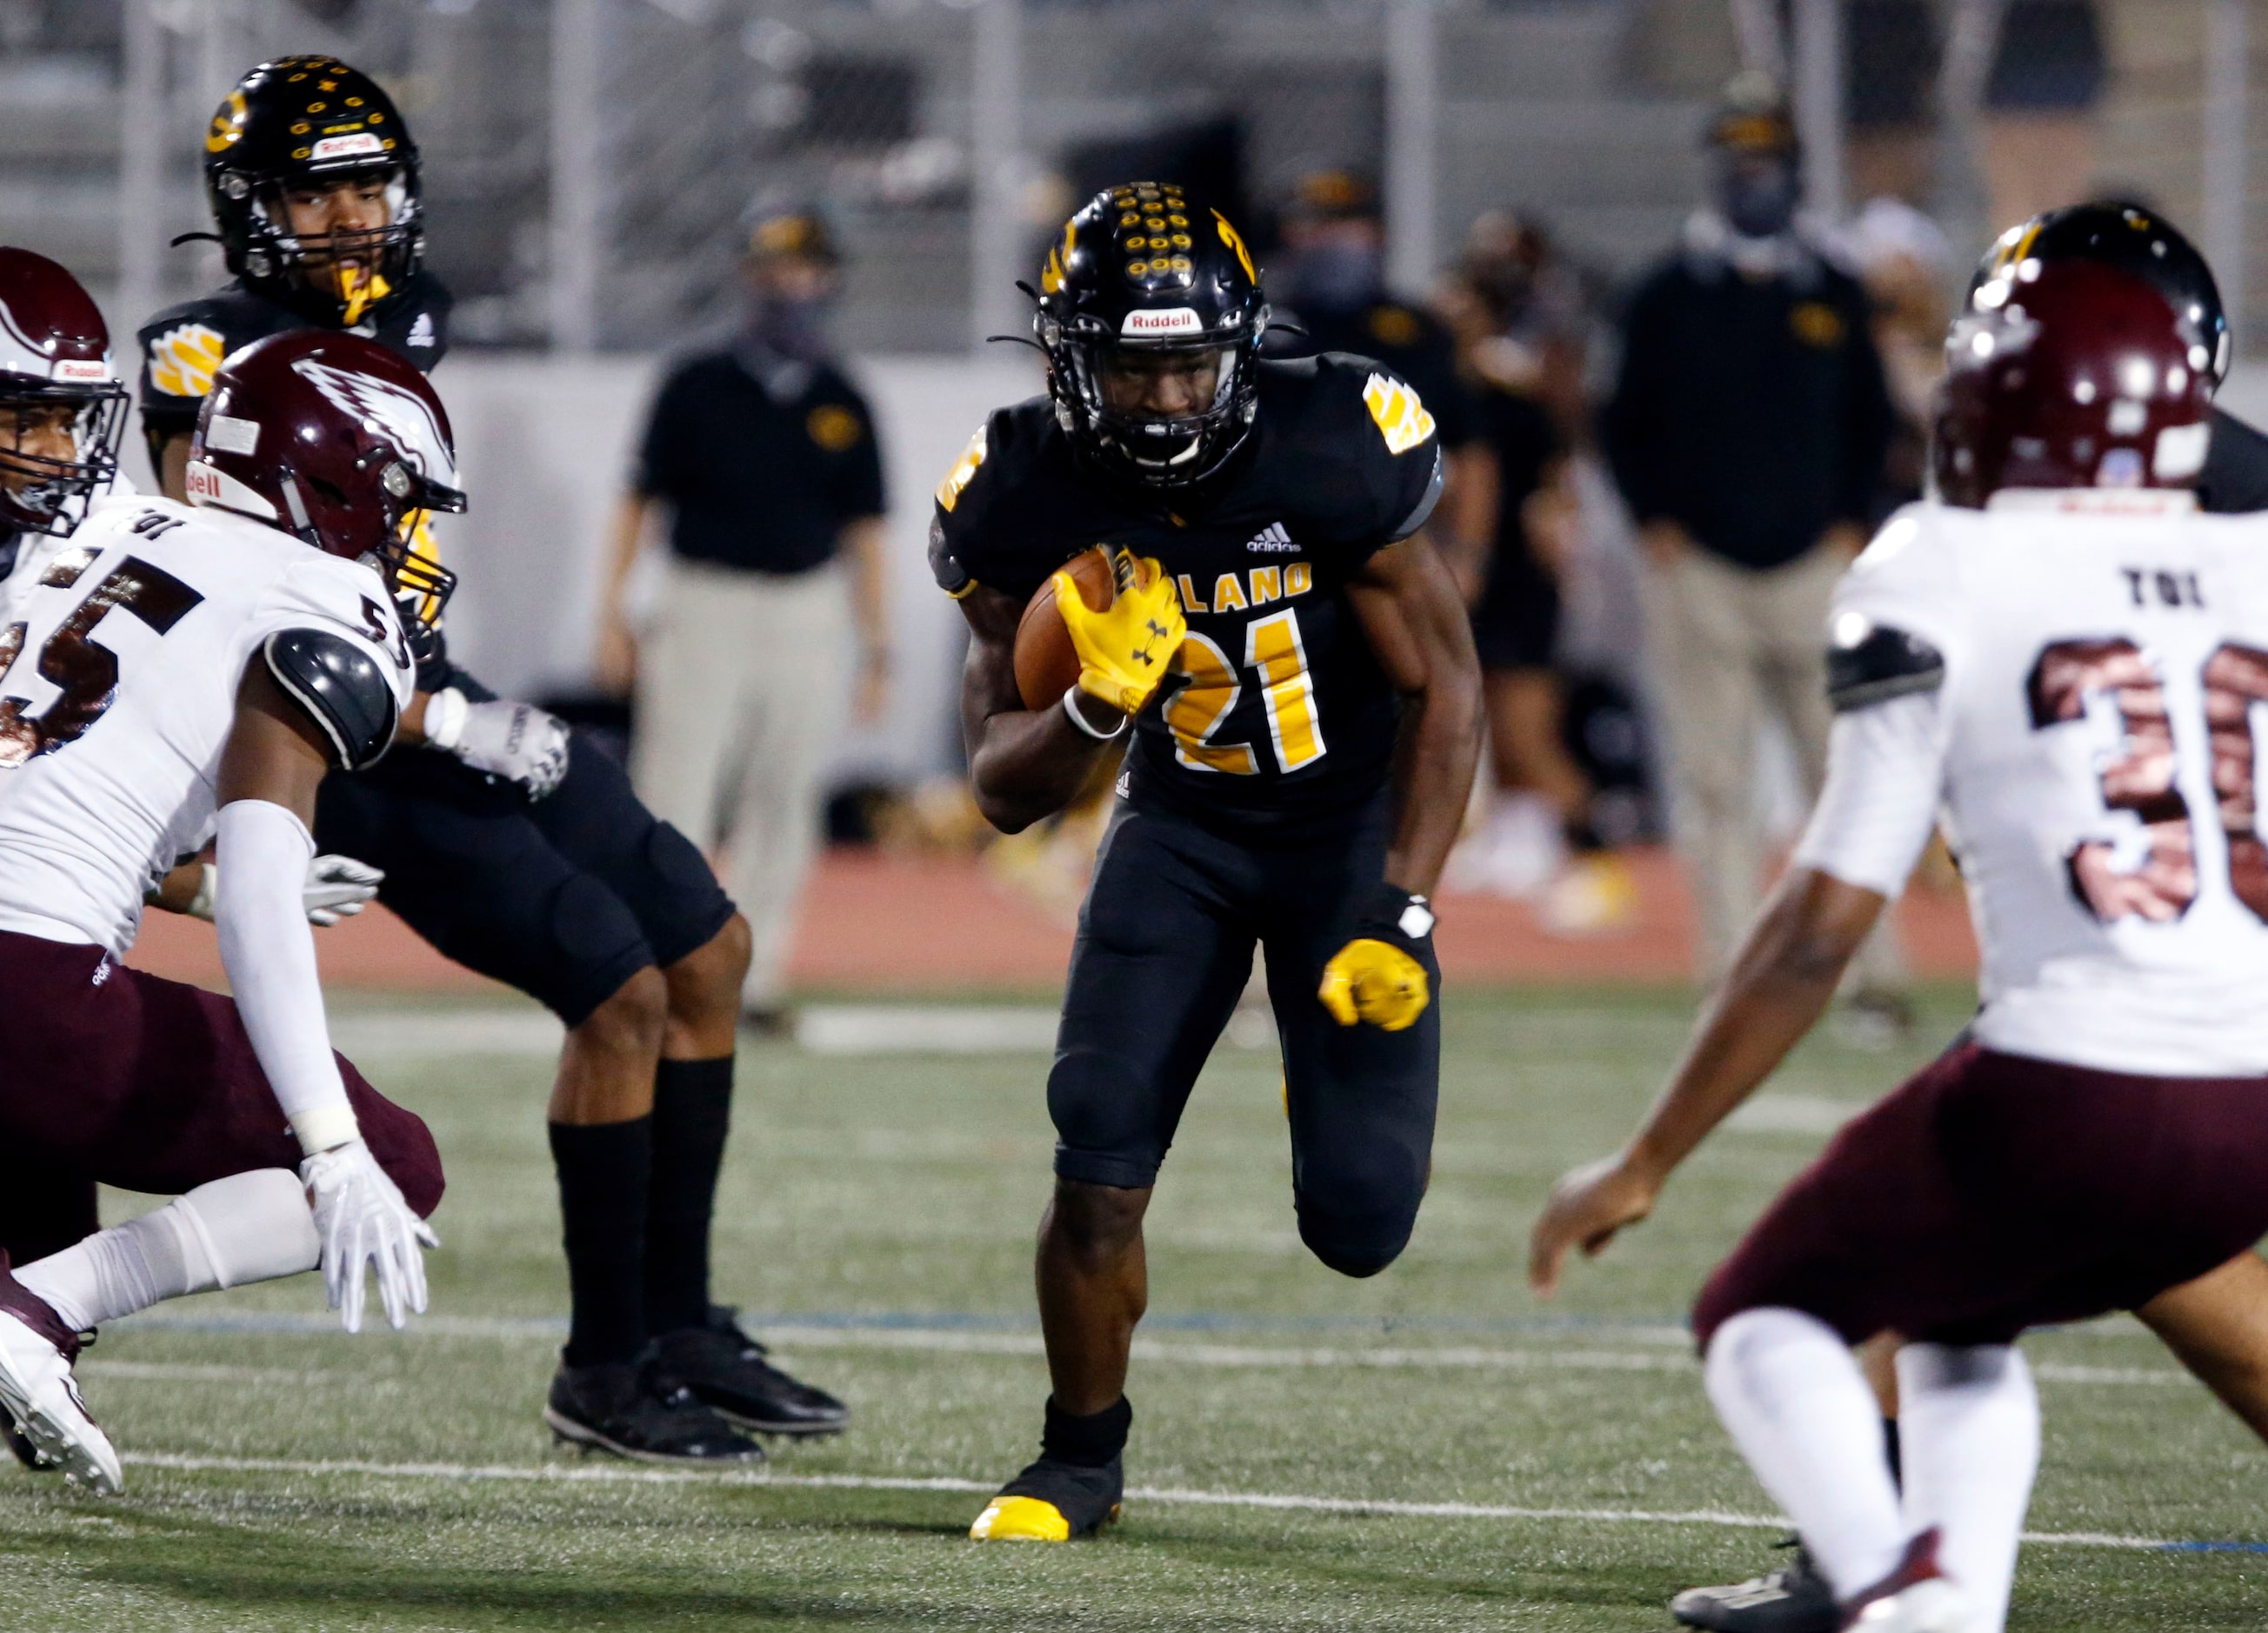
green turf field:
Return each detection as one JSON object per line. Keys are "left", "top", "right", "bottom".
{"left": 4, "top": 984, "right": 2265, "bottom": 1630}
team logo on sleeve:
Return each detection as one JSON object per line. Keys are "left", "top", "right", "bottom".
{"left": 290, "top": 357, "right": 459, "bottom": 488}
{"left": 936, "top": 425, "right": 987, "bottom": 511}
{"left": 807, "top": 403, "right": 864, "bottom": 452}
{"left": 1362, "top": 373, "right": 1436, "bottom": 456}
{"left": 148, "top": 323, "right": 226, "bottom": 399}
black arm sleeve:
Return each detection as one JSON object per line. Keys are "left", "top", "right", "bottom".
{"left": 263, "top": 629, "right": 401, "bottom": 771}
{"left": 1826, "top": 619, "right": 1944, "bottom": 712}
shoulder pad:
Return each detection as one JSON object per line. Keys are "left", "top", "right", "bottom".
{"left": 1826, "top": 618, "right": 1944, "bottom": 712}
{"left": 263, "top": 628, "right": 399, "bottom": 770}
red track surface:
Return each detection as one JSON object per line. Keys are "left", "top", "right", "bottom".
{"left": 123, "top": 844, "right": 1979, "bottom": 996}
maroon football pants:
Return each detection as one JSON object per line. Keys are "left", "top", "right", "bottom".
{"left": 0, "top": 930, "right": 442, "bottom": 1226}
{"left": 1696, "top": 1041, "right": 2268, "bottom": 1350}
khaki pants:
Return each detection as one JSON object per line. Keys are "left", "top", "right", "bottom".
{"left": 631, "top": 557, "right": 851, "bottom": 1010}
{"left": 1641, "top": 540, "right": 1906, "bottom": 989}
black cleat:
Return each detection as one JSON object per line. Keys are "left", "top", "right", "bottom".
{"left": 650, "top": 1306, "right": 849, "bottom": 1436}
{"left": 3, "top": 1420, "right": 50, "bottom": 1472}
{"left": 968, "top": 1454, "right": 1124, "bottom": 1541}
{"left": 544, "top": 1357, "right": 764, "bottom": 1468}
{"left": 1670, "top": 1539, "right": 1838, "bottom": 1632}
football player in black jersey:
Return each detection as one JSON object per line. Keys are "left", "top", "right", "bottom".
{"left": 937, "top": 183, "right": 1482, "bottom": 1541}
{"left": 123, "top": 56, "right": 846, "bottom": 1467}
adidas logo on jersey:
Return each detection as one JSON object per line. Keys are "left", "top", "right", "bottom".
{"left": 407, "top": 313, "right": 437, "bottom": 350}
{"left": 1245, "top": 523, "right": 1297, "bottom": 553}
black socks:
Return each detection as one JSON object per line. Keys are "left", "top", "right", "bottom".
{"left": 645, "top": 1056, "right": 735, "bottom": 1337}
{"left": 1043, "top": 1396, "right": 1132, "bottom": 1468}
{"left": 549, "top": 1116, "right": 653, "bottom": 1368}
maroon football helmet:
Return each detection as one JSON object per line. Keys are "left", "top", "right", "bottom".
{"left": 0, "top": 248, "right": 128, "bottom": 537}
{"left": 1933, "top": 257, "right": 2215, "bottom": 508}
{"left": 186, "top": 329, "right": 461, "bottom": 623}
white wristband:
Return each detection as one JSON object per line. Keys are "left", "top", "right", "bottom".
{"left": 423, "top": 686, "right": 469, "bottom": 751}
{"left": 1062, "top": 684, "right": 1129, "bottom": 742}
{"left": 292, "top": 1103, "right": 363, "bottom": 1156}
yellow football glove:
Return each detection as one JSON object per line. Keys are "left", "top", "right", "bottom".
{"left": 1317, "top": 889, "right": 1436, "bottom": 1032}
{"left": 1055, "top": 549, "right": 1185, "bottom": 717}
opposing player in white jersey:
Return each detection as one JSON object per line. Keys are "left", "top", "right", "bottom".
{"left": 1529, "top": 253, "right": 2268, "bottom": 1629}
{"left": 0, "top": 322, "right": 459, "bottom": 1495}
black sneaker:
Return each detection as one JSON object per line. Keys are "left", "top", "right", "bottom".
{"left": 650, "top": 1306, "right": 848, "bottom": 1436}
{"left": 968, "top": 1454, "right": 1124, "bottom": 1541}
{"left": 1670, "top": 1539, "right": 1838, "bottom": 1632}
{"left": 544, "top": 1357, "right": 764, "bottom": 1467}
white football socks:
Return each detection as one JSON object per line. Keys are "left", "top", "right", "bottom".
{"left": 16, "top": 1170, "right": 320, "bottom": 1331}
{"left": 1897, "top": 1343, "right": 2038, "bottom": 1632}
{"left": 1704, "top": 1307, "right": 1908, "bottom": 1600}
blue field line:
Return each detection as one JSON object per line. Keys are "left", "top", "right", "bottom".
{"left": 2160, "top": 1540, "right": 2268, "bottom": 1554}
{"left": 113, "top": 1307, "right": 1698, "bottom": 1340}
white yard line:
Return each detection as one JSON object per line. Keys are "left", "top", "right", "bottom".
{"left": 112, "top": 1451, "right": 2184, "bottom": 1550}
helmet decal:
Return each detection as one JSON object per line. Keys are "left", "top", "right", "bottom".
{"left": 1213, "top": 211, "right": 1257, "bottom": 283}
{"left": 206, "top": 90, "right": 250, "bottom": 154}
{"left": 290, "top": 356, "right": 457, "bottom": 489}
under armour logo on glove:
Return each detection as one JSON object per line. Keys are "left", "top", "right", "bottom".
{"left": 1055, "top": 548, "right": 1188, "bottom": 716}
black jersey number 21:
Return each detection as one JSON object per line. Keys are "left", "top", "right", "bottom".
{"left": 0, "top": 556, "right": 204, "bottom": 769}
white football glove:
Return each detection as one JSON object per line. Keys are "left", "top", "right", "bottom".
{"left": 299, "top": 1138, "right": 438, "bottom": 1334}
{"left": 301, "top": 855, "right": 384, "bottom": 926}
{"left": 183, "top": 856, "right": 385, "bottom": 928}
{"left": 424, "top": 688, "right": 571, "bottom": 800}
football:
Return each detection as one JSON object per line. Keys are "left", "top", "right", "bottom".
{"left": 1014, "top": 546, "right": 1115, "bottom": 711}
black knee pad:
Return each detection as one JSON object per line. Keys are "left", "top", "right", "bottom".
{"left": 1294, "top": 1200, "right": 1418, "bottom": 1280}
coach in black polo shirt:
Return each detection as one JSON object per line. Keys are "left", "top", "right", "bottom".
{"left": 597, "top": 207, "right": 890, "bottom": 1030}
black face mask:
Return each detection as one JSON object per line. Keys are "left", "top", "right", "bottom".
{"left": 1718, "top": 157, "right": 1800, "bottom": 239}
{"left": 1284, "top": 239, "right": 1384, "bottom": 315}
{"left": 746, "top": 294, "right": 832, "bottom": 363}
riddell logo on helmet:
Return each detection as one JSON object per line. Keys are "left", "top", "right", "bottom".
{"left": 50, "top": 359, "right": 106, "bottom": 383}
{"left": 183, "top": 463, "right": 221, "bottom": 504}
{"left": 1122, "top": 308, "right": 1204, "bottom": 337}
{"left": 310, "top": 132, "right": 384, "bottom": 162}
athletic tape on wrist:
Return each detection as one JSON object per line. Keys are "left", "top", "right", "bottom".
{"left": 293, "top": 1103, "right": 362, "bottom": 1157}
{"left": 424, "top": 687, "right": 469, "bottom": 751}
{"left": 1062, "top": 684, "right": 1130, "bottom": 742}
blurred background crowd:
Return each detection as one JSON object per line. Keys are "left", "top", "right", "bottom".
{"left": 6, "top": 0, "right": 2263, "bottom": 1012}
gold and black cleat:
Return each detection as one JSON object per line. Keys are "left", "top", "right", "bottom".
{"left": 968, "top": 1454, "right": 1124, "bottom": 1542}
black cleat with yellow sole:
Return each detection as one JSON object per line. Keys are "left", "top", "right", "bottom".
{"left": 969, "top": 1453, "right": 1124, "bottom": 1541}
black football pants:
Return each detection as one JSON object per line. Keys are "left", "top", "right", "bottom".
{"left": 1049, "top": 794, "right": 1439, "bottom": 1278}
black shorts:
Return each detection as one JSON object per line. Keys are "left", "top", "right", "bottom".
{"left": 316, "top": 719, "right": 736, "bottom": 1029}
{"left": 1050, "top": 794, "right": 1440, "bottom": 1277}
{"left": 1693, "top": 1043, "right": 2268, "bottom": 1350}
{"left": 1470, "top": 532, "right": 1560, "bottom": 675}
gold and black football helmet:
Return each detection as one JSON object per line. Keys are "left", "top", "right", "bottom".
{"left": 1033, "top": 182, "right": 1269, "bottom": 491}
{"left": 200, "top": 56, "right": 424, "bottom": 326}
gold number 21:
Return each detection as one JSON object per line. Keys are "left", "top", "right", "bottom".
{"left": 1164, "top": 608, "right": 1325, "bottom": 775}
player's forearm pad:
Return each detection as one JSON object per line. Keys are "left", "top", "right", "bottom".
{"left": 214, "top": 798, "right": 359, "bottom": 1155}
